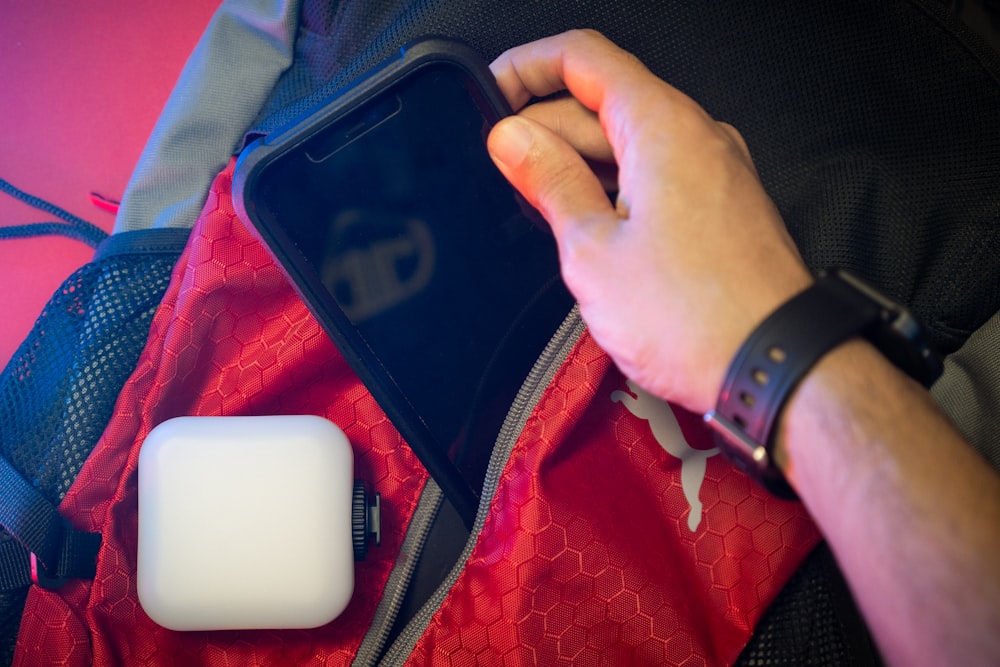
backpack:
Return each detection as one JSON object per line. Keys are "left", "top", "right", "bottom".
{"left": 3, "top": 0, "right": 999, "bottom": 664}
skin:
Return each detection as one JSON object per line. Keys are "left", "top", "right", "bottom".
{"left": 486, "top": 29, "right": 1000, "bottom": 666}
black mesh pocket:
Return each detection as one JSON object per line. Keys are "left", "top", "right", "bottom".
{"left": 737, "top": 544, "right": 883, "bottom": 666}
{"left": 0, "top": 229, "right": 188, "bottom": 664}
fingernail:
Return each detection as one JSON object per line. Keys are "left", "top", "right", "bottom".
{"left": 490, "top": 116, "right": 534, "bottom": 169}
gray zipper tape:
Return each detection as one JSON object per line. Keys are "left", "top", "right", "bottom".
{"left": 376, "top": 306, "right": 586, "bottom": 666}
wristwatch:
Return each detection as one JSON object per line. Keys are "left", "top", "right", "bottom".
{"left": 704, "top": 268, "right": 943, "bottom": 499}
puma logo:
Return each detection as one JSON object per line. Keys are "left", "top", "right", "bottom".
{"left": 611, "top": 379, "right": 718, "bottom": 531}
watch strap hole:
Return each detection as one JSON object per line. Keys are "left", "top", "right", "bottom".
{"left": 705, "top": 268, "right": 943, "bottom": 500}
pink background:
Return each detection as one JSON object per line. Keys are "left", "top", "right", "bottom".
{"left": 0, "top": 0, "right": 221, "bottom": 368}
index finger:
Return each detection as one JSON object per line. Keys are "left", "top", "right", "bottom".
{"left": 489, "top": 30, "right": 705, "bottom": 191}
{"left": 491, "top": 30, "right": 667, "bottom": 112}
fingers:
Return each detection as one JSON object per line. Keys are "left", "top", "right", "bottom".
{"left": 716, "top": 121, "right": 759, "bottom": 175}
{"left": 519, "top": 95, "right": 614, "bottom": 163}
{"left": 489, "top": 29, "right": 682, "bottom": 122}
{"left": 716, "top": 122, "right": 749, "bottom": 158}
{"left": 518, "top": 95, "right": 618, "bottom": 191}
{"left": 487, "top": 115, "right": 617, "bottom": 239}
{"left": 489, "top": 30, "right": 700, "bottom": 213}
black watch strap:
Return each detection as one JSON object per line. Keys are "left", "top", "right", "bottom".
{"left": 704, "top": 269, "right": 942, "bottom": 499}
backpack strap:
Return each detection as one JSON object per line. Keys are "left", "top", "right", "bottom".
{"left": 0, "top": 183, "right": 187, "bottom": 599}
{"left": 0, "top": 179, "right": 107, "bottom": 591}
{"left": 0, "top": 454, "right": 100, "bottom": 590}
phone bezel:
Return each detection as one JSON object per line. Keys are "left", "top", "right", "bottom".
{"left": 233, "top": 38, "right": 552, "bottom": 528}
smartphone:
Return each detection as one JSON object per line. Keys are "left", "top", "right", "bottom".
{"left": 233, "top": 38, "right": 573, "bottom": 528}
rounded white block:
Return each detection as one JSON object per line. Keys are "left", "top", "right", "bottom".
{"left": 137, "top": 415, "right": 355, "bottom": 631}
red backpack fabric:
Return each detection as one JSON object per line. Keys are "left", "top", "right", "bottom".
{"left": 396, "top": 337, "right": 819, "bottom": 666}
{"left": 15, "top": 162, "right": 819, "bottom": 665}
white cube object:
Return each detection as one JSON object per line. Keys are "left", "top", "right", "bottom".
{"left": 137, "top": 415, "right": 356, "bottom": 631}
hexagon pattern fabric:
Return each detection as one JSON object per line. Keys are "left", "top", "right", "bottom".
{"left": 403, "top": 340, "right": 819, "bottom": 666}
{"left": 14, "top": 162, "right": 819, "bottom": 665}
{"left": 15, "top": 162, "right": 431, "bottom": 665}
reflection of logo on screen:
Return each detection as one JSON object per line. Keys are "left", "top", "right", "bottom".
{"left": 321, "top": 210, "right": 436, "bottom": 321}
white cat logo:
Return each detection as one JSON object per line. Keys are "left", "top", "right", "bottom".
{"left": 611, "top": 379, "right": 718, "bottom": 531}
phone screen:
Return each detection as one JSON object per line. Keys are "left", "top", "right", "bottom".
{"left": 248, "top": 62, "right": 573, "bottom": 519}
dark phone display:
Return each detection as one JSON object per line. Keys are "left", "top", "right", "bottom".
{"left": 253, "top": 64, "right": 572, "bottom": 498}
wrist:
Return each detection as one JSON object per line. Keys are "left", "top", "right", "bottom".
{"left": 704, "top": 269, "right": 942, "bottom": 499}
{"left": 701, "top": 277, "right": 813, "bottom": 415}
{"left": 770, "top": 338, "right": 878, "bottom": 486}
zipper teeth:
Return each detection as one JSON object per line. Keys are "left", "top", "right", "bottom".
{"left": 354, "top": 480, "right": 444, "bottom": 667}
{"left": 377, "top": 306, "right": 585, "bottom": 666}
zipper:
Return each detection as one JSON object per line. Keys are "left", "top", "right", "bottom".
{"left": 353, "top": 480, "right": 444, "bottom": 667}
{"left": 374, "top": 306, "right": 586, "bottom": 666}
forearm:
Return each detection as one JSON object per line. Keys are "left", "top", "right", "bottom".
{"left": 775, "top": 339, "right": 1000, "bottom": 666}
{"left": 486, "top": 30, "right": 1000, "bottom": 664}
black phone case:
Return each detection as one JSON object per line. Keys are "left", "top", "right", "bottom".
{"left": 233, "top": 38, "right": 522, "bottom": 527}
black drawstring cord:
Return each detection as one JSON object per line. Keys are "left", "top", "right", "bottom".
{"left": 0, "top": 178, "right": 110, "bottom": 249}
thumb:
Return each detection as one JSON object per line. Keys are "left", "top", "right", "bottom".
{"left": 487, "top": 115, "right": 617, "bottom": 238}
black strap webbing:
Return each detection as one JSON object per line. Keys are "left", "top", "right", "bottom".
{"left": 0, "top": 454, "right": 100, "bottom": 590}
{"left": 0, "top": 180, "right": 107, "bottom": 591}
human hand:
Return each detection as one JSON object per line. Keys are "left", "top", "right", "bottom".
{"left": 487, "top": 30, "right": 813, "bottom": 414}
